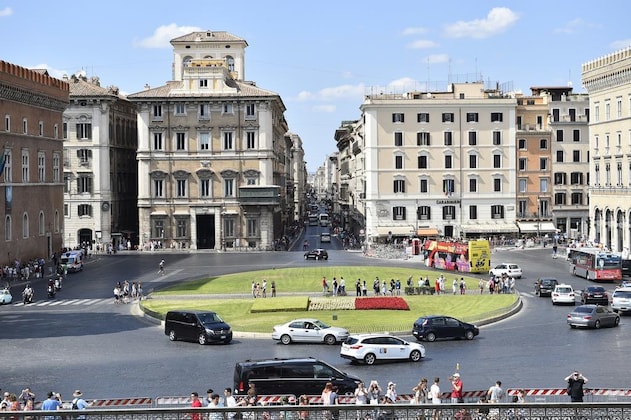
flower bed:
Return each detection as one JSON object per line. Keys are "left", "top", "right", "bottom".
{"left": 308, "top": 297, "right": 356, "bottom": 311}
{"left": 355, "top": 296, "right": 410, "bottom": 310}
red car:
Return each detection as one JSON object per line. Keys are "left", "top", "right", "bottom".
{"left": 579, "top": 286, "right": 609, "bottom": 305}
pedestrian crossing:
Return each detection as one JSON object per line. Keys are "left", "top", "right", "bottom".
{"left": 13, "top": 298, "right": 117, "bottom": 307}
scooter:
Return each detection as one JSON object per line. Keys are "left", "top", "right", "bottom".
{"left": 47, "top": 284, "right": 56, "bottom": 299}
{"left": 22, "top": 286, "right": 34, "bottom": 304}
{"left": 54, "top": 276, "right": 62, "bottom": 291}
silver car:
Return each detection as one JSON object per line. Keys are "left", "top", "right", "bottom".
{"left": 272, "top": 318, "right": 349, "bottom": 345}
{"left": 567, "top": 304, "right": 620, "bottom": 329}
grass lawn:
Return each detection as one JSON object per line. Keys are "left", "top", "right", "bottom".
{"left": 142, "top": 266, "right": 518, "bottom": 333}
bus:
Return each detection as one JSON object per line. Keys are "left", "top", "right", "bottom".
{"left": 319, "top": 213, "right": 329, "bottom": 227}
{"left": 422, "top": 239, "right": 491, "bottom": 273}
{"left": 569, "top": 248, "right": 622, "bottom": 281}
{"left": 308, "top": 214, "right": 319, "bottom": 226}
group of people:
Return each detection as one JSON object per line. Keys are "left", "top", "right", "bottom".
{"left": 483, "top": 274, "right": 516, "bottom": 295}
{"left": 251, "top": 279, "right": 276, "bottom": 298}
{"left": 113, "top": 280, "right": 143, "bottom": 304}
{"left": 321, "top": 277, "right": 348, "bottom": 296}
{"left": 0, "top": 388, "right": 90, "bottom": 416}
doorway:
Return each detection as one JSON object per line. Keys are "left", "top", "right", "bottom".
{"left": 196, "top": 215, "right": 216, "bottom": 249}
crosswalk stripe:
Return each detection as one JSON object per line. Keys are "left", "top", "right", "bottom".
{"left": 13, "top": 298, "right": 111, "bottom": 307}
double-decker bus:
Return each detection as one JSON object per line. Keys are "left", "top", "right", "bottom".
{"left": 569, "top": 247, "right": 622, "bottom": 281}
{"left": 422, "top": 239, "right": 490, "bottom": 273}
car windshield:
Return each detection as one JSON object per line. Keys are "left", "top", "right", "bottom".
{"left": 587, "top": 287, "right": 605, "bottom": 293}
{"left": 614, "top": 291, "right": 631, "bottom": 298}
{"left": 542, "top": 279, "right": 556, "bottom": 285}
{"left": 557, "top": 287, "right": 572, "bottom": 293}
{"left": 198, "top": 313, "right": 222, "bottom": 324}
{"left": 573, "top": 306, "right": 594, "bottom": 314}
{"left": 312, "top": 320, "right": 330, "bottom": 329}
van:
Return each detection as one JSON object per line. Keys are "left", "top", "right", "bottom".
{"left": 233, "top": 357, "right": 361, "bottom": 396}
{"left": 60, "top": 250, "right": 84, "bottom": 272}
{"left": 611, "top": 287, "right": 631, "bottom": 313}
{"left": 164, "top": 310, "right": 232, "bottom": 345}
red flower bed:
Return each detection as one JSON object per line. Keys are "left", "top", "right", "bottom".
{"left": 355, "top": 296, "right": 410, "bottom": 310}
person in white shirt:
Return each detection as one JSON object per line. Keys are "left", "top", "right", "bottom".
{"left": 487, "top": 380, "right": 504, "bottom": 403}
{"left": 430, "top": 377, "right": 441, "bottom": 420}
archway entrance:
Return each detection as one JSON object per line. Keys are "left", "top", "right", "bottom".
{"left": 196, "top": 215, "right": 215, "bottom": 249}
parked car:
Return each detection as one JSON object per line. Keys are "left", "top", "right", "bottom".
{"left": 551, "top": 284, "right": 576, "bottom": 305}
{"left": 164, "top": 310, "right": 232, "bottom": 345}
{"left": 272, "top": 318, "right": 349, "bottom": 345}
{"left": 340, "top": 333, "right": 425, "bottom": 365}
{"left": 579, "top": 286, "right": 610, "bottom": 305}
{"left": 534, "top": 277, "right": 559, "bottom": 297}
{"left": 412, "top": 315, "right": 479, "bottom": 342}
{"left": 489, "top": 263, "right": 522, "bottom": 278}
{"left": 611, "top": 287, "right": 631, "bottom": 313}
{"left": 567, "top": 304, "right": 620, "bottom": 329}
{"left": 320, "top": 232, "right": 331, "bottom": 243}
{"left": 304, "top": 248, "right": 329, "bottom": 260}
{"left": 0, "top": 288, "right": 12, "bottom": 305}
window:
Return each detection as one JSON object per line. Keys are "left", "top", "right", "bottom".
{"left": 518, "top": 200, "right": 527, "bottom": 218}
{"left": 54, "top": 124, "right": 58, "bottom": 139}
{"left": 443, "top": 179, "right": 455, "bottom": 195}
{"left": 199, "top": 104, "right": 210, "bottom": 120}
{"left": 63, "top": 174, "right": 70, "bottom": 193}
{"left": 200, "top": 178, "right": 210, "bottom": 197}
{"left": 176, "top": 179, "right": 187, "bottom": 197}
{"left": 491, "top": 112, "right": 503, "bottom": 122}
{"left": 175, "top": 103, "right": 186, "bottom": 115}
{"left": 62, "top": 122, "right": 67, "bottom": 139}
{"left": 417, "top": 155, "right": 428, "bottom": 169}
{"left": 78, "top": 204, "right": 92, "bottom": 217}
{"left": 199, "top": 79, "right": 208, "bottom": 88}
{"left": 468, "top": 131, "right": 477, "bottom": 146}
{"left": 617, "top": 162, "right": 623, "bottom": 185}
{"left": 540, "top": 178, "right": 548, "bottom": 192}
{"left": 246, "top": 131, "right": 257, "bottom": 149}
{"left": 519, "top": 178, "right": 527, "bottom": 192}
{"left": 153, "top": 219, "right": 165, "bottom": 239}
{"left": 493, "top": 178, "right": 501, "bottom": 192}
{"left": 154, "top": 179, "right": 163, "bottom": 197}
{"left": 570, "top": 172, "right": 583, "bottom": 185}
{"left": 246, "top": 103, "right": 256, "bottom": 118}
{"left": 442, "top": 205, "right": 456, "bottom": 220}
{"left": 176, "top": 218, "right": 188, "bottom": 238}
{"left": 540, "top": 138, "right": 548, "bottom": 149}
{"left": 63, "top": 204, "right": 69, "bottom": 217}
{"left": 519, "top": 158, "right": 527, "bottom": 171}
{"left": 595, "top": 164, "right": 600, "bottom": 185}
{"left": 605, "top": 102, "right": 611, "bottom": 120}
{"left": 555, "top": 192, "right": 567, "bottom": 205}
{"left": 392, "top": 113, "right": 404, "bottom": 123}
{"left": 469, "top": 178, "right": 477, "bottom": 192}
{"left": 395, "top": 155, "right": 403, "bottom": 169}
{"left": 516, "top": 116, "right": 522, "bottom": 130}
{"left": 417, "top": 132, "right": 430, "bottom": 146}
{"left": 153, "top": 132, "right": 164, "bottom": 150}
{"left": 442, "top": 113, "right": 454, "bottom": 123}
{"left": 417, "top": 113, "right": 429, "bottom": 123}
{"left": 540, "top": 158, "right": 548, "bottom": 170}
{"left": 443, "top": 132, "right": 452, "bottom": 146}
{"left": 22, "top": 118, "right": 27, "bottom": 134}
{"left": 552, "top": 108, "right": 560, "bottom": 122}
{"left": 492, "top": 131, "right": 501, "bottom": 145}
{"left": 37, "top": 152, "right": 45, "bottom": 182}
{"left": 493, "top": 154, "right": 501, "bottom": 168}
{"left": 4, "top": 114, "right": 9, "bottom": 132}
{"left": 246, "top": 218, "right": 258, "bottom": 237}
{"left": 22, "top": 213, "right": 28, "bottom": 239}
{"left": 556, "top": 150, "right": 564, "bottom": 163}
{"left": 466, "top": 112, "right": 479, "bottom": 122}
{"left": 21, "top": 150, "right": 29, "bottom": 182}
{"left": 393, "top": 206, "right": 406, "bottom": 220}
{"left": 224, "top": 178, "right": 234, "bottom": 197}
{"left": 4, "top": 215, "right": 11, "bottom": 241}
{"left": 537, "top": 115, "right": 543, "bottom": 129}
{"left": 175, "top": 132, "right": 186, "bottom": 151}
{"left": 469, "top": 154, "right": 477, "bottom": 169}
{"left": 573, "top": 129, "right": 580, "bottom": 142}
{"left": 3, "top": 150, "right": 11, "bottom": 183}
{"left": 245, "top": 176, "right": 258, "bottom": 185}
{"left": 444, "top": 155, "right": 452, "bottom": 169}
{"left": 38, "top": 121, "right": 43, "bottom": 137}
{"left": 554, "top": 172, "right": 567, "bottom": 185}
{"left": 491, "top": 205, "right": 504, "bottom": 219}
{"left": 594, "top": 104, "right": 600, "bottom": 122}
{"left": 77, "top": 175, "right": 92, "bottom": 193}
{"left": 556, "top": 129, "right": 564, "bottom": 142}
{"left": 394, "top": 132, "right": 403, "bottom": 146}
{"left": 518, "top": 139, "right": 526, "bottom": 149}
{"left": 52, "top": 153, "right": 60, "bottom": 182}
{"left": 223, "top": 131, "right": 234, "bottom": 150}
{"left": 573, "top": 150, "right": 580, "bottom": 162}
{"left": 571, "top": 192, "right": 583, "bottom": 205}
{"left": 393, "top": 179, "right": 405, "bottom": 193}
{"left": 417, "top": 206, "right": 431, "bottom": 220}
{"left": 152, "top": 105, "right": 163, "bottom": 119}
{"left": 199, "top": 132, "right": 210, "bottom": 150}
{"left": 419, "top": 179, "right": 428, "bottom": 193}
{"left": 469, "top": 205, "right": 477, "bottom": 220}
{"left": 76, "top": 123, "right": 92, "bottom": 140}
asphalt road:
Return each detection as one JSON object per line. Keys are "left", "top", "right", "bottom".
{"left": 1, "top": 237, "right": 629, "bottom": 402}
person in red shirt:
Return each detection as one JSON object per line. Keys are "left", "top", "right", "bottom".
{"left": 190, "top": 392, "right": 202, "bottom": 420}
{"left": 450, "top": 373, "right": 463, "bottom": 403}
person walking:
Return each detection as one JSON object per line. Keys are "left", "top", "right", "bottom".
{"left": 271, "top": 280, "right": 276, "bottom": 297}
{"left": 430, "top": 377, "right": 441, "bottom": 420}
{"left": 487, "top": 380, "right": 504, "bottom": 403}
{"left": 565, "top": 371, "right": 588, "bottom": 402}
{"left": 158, "top": 259, "right": 165, "bottom": 275}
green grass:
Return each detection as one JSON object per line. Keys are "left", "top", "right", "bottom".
{"left": 142, "top": 267, "right": 518, "bottom": 333}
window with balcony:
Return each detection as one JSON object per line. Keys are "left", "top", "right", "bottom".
{"left": 393, "top": 206, "right": 406, "bottom": 220}
{"left": 153, "top": 132, "right": 164, "bottom": 151}
{"left": 223, "top": 131, "right": 234, "bottom": 150}
{"left": 199, "top": 132, "right": 210, "bottom": 151}
{"left": 246, "top": 131, "right": 257, "bottom": 149}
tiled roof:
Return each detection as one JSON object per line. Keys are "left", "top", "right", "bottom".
{"left": 170, "top": 31, "right": 246, "bottom": 44}
{"left": 69, "top": 76, "right": 120, "bottom": 98}
{"left": 127, "top": 80, "right": 279, "bottom": 99}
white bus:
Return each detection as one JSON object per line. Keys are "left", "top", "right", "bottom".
{"left": 319, "top": 213, "right": 329, "bottom": 227}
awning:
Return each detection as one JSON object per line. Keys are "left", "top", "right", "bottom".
{"left": 517, "top": 221, "right": 557, "bottom": 233}
{"left": 462, "top": 223, "right": 519, "bottom": 234}
{"left": 375, "top": 226, "right": 417, "bottom": 236}
{"left": 417, "top": 228, "right": 439, "bottom": 236}
{"left": 150, "top": 211, "right": 168, "bottom": 216}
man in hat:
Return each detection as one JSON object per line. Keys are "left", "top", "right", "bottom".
{"left": 450, "top": 373, "right": 463, "bottom": 403}
{"left": 71, "top": 390, "right": 89, "bottom": 420}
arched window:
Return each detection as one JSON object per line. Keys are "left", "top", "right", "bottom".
{"left": 22, "top": 213, "right": 29, "bottom": 239}
{"left": 39, "top": 211, "right": 45, "bottom": 236}
{"left": 226, "top": 56, "right": 235, "bottom": 72}
{"left": 4, "top": 215, "right": 11, "bottom": 241}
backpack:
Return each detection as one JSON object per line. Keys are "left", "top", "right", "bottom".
{"left": 72, "top": 398, "right": 79, "bottom": 410}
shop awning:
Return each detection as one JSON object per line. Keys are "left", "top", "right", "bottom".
{"left": 374, "top": 226, "right": 417, "bottom": 236}
{"left": 517, "top": 221, "right": 557, "bottom": 233}
{"left": 462, "top": 223, "right": 519, "bottom": 234}
{"left": 417, "top": 228, "right": 439, "bottom": 237}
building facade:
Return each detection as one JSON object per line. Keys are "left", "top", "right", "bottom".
{"left": 583, "top": 47, "right": 631, "bottom": 252}
{"left": 0, "top": 61, "right": 69, "bottom": 263}
{"left": 128, "top": 31, "right": 294, "bottom": 250}
{"left": 62, "top": 74, "right": 138, "bottom": 250}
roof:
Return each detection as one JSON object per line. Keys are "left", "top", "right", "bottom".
{"left": 127, "top": 79, "right": 280, "bottom": 100}
{"left": 68, "top": 75, "right": 121, "bottom": 98}
{"left": 170, "top": 30, "right": 247, "bottom": 45}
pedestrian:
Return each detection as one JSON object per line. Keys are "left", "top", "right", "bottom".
{"left": 430, "top": 377, "right": 441, "bottom": 420}
{"left": 262, "top": 279, "right": 267, "bottom": 298}
{"left": 354, "top": 382, "right": 368, "bottom": 405}
{"left": 386, "top": 381, "right": 397, "bottom": 402}
{"left": 18, "top": 388, "right": 35, "bottom": 407}
{"left": 271, "top": 280, "right": 276, "bottom": 297}
{"left": 412, "top": 377, "right": 429, "bottom": 404}
{"left": 368, "top": 380, "right": 382, "bottom": 405}
{"left": 565, "top": 371, "right": 588, "bottom": 402}
{"left": 137, "top": 282, "right": 143, "bottom": 300}
{"left": 113, "top": 284, "right": 121, "bottom": 304}
{"left": 460, "top": 278, "right": 466, "bottom": 295}
{"left": 322, "top": 277, "right": 329, "bottom": 295}
{"left": 356, "top": 279, "right": 361, "bottom": 297}
{"left": 71, "top": 390, "right": 90, "bottom": 420}
{"left": 450, "top": 372, "right": 463, "bottom": 403}
{"left": 223, "top": 388, "right": 244, "bottom": 419}
{"left": 190, "top": 391, "right": 203, "bottom": 420}
{"left": 332, "top": 278, "right": 338, "bottom": 297}
{"left": 362, "top": 280, "right": 367, "bottom": 296}
{"left": 452, "top": 278, "right": 458, "bottom": 295}
{"left": 207, "top": 393, "right": 223, "bottom": 420}
{"left": 487, "top": 381, "right": 504, "bottom": 403}
{"left": 251, "top": 281, "right": 256, "bottom": 298}
{"left": 41, "top": 391, "right": 62, "bottom": 420}
{"left": 478, "top": 279, "right": 485, "bottom": 294}
{"left": 340, "top": 277, "right": 346, "bottom": 295}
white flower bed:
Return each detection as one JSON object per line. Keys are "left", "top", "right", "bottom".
{"left": 308, "top": 297, "right": 356, "bottom": 311}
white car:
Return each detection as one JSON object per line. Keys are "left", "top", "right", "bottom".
{"left": 489, "top": 263, "right": 522, "bottom": 278}
{"left": 272, "top": 319, "right": 349, "bottom": 345}
{"left": 320, "top": 232, "right": 331, "bottom": 243}
{"left": 551, "top": 284, "right": 576, "bottom": 305}
{"left": 340, "top": 333, "right": 425, "bottom": 365}
{"left": 611, "top": 287, "right": 631, "bottom": 313}
{"left": 0, "top": 288, "right": 12, "bottom": 304}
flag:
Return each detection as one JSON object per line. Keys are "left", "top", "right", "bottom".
{"left": 0, "top": 146, "right": 6, "bottom": 177}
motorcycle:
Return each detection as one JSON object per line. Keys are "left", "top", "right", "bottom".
{"left": 22, "top": 286, "right": 34, "bottom": 304}
{"left": 54, "top": 276, "right": 62, "bottom": 291}
{"left": 47, "top": 284, "right": 56, "bottom": 299}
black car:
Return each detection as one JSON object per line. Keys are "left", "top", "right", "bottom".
{"left": 534, "top": 277, "right": 559, "bottom": 297}
{"left": 304, "top": 248, "right": 329, "bottom": 260}
{"left": 412, "top": 315, "right": 479, "bottom": 342}
{"left": 164, "top": 310, "right": 232, "bottom": 345}
{"left": 580, "top": 286, "right": 610, "bottom": 305}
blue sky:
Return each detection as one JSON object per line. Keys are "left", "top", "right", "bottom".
{"left": 1, "top": 1, "right": 630, "bottom": 172}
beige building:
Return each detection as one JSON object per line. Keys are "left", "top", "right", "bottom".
{"left": 127, "top": 31, "right": 295, "bottom": 250}
{"left": 360, "top": 82, "right": 518, "bottom": 241}
{"left": 583, "top": 47, "right": 631, "bottom": 252}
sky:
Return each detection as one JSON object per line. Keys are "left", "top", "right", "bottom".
{"left": 1, "top": 1, "right": 630, "bottom": 173}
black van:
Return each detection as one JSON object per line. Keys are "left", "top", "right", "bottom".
{"left": 233, "top": 357, "right": 361, "bottom": 396}
{"left": 164, "top": 310, "right": 232, "bottom": 345}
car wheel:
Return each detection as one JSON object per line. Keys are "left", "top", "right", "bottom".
{"left": 410, "top": 350, "right": 422, "bottom": 362}
{"left": 615, "top": 317, "right": 620, "bottom": 326}
{"left": 594, "top": 320, "right": 601, "bottom": 329}
{"left": 168, "top": 330, "right": 177, "bottom": 341}
{"left": 364, "top": 353, "right": 376, "bottom": 365}
{"left": 426, "top": 332, "right": 436, "bottom": 342}
{"left": 280, "top": 334, "right": 292, "bottom": 345}
{"left": 198, "top": 334, "right": 207, "bottom": 345}
{"left": 324, "top": 335, "right": 336, "bottom": 345}
{"left": 304, "top": 255, "right": 308, "bottom": 260}
{"left": 464, "top": 330, "right": 475, "bottom": 340}
{"left": 570, "top": 324, "right": 576, "bottom": 328}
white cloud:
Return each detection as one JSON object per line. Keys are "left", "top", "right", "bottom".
{"left": 312, "top": 104, "right": 336, "bottom": 113}
{"left": 296, "top": 84, "right": 365, "bottom": 102}
{"left": 610, "top": 39, "right": 631, "bottom": 51}
{"left": 554, "top": 18, "right": 600, "bottom": 34}
{"left": 388, "top": 77, "right": 424, "bottom": 92}
{"left": 402, "top": 27, "right": 428, "bottom": 36}
{"left": 444, "top": 7, "right": 519, "bottom": 39}
{"left": 134, "top": 23, "right": 203, "bottom": 48}
{"left": 0, "top": 7, "right": 12, "bottom": 17}
{"left": 408, "top": 39, "right": 438, "bottom": 49}
{"left": 426, "top": 54, "right": 449, "bottom": 64}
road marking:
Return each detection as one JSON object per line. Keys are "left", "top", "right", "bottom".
{"left": 14, "top": 298, "right": 111, "bottom": 307}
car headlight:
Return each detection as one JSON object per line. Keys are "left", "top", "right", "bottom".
{"left": 205, "top": 329, "right": 216, "bottom": 335}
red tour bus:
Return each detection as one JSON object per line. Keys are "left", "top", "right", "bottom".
{"left": 568, "top": 247, "right": 622, "bottom": 281}
{"left": 422, "top": 239, "right": 490, "bottom": 274}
